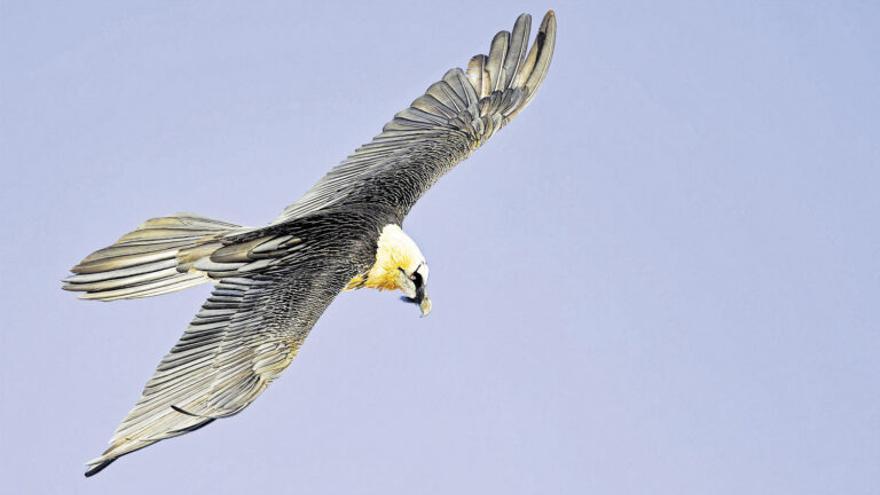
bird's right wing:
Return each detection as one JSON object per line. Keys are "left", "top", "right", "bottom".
{"left": 84, "top": 247, "right": 352, "bottom": 476}
{"left": 273, "top": 11, "right": 556, "bottom": 224}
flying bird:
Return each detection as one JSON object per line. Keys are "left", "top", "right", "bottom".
{"left": 64, "top": 11, "right": 556, "bottom": 476}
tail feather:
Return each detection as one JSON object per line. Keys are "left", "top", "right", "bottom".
{"left": 64, "top": 213, "right": 243, "bottom": 301}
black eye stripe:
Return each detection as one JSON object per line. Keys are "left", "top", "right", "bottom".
{"left": 399, "top": 265, "right": 424, "bottom": 287}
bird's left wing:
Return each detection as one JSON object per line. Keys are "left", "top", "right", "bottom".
{"left": 273, "top": 11, "right": 556, "bottom": 224}
{"left": 84, "top": 248, "right": 352, "bottom": 476}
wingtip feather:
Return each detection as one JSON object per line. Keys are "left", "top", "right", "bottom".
{"left": 84, "top": 457, "right": 116, "bottom": 477}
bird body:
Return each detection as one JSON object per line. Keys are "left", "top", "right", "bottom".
{"left": 64, "top": 11, "right": 556, "bottom": 476}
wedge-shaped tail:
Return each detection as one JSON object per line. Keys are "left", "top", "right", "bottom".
{"left": 63, "top": 213, "right": 243, "bottom": 301}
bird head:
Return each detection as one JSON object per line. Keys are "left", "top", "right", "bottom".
{"left": 360, "top": 224, "right": 432, "bottom": 317}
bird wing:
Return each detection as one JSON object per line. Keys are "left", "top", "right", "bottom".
{"left": 273, "top": 11, "right": 556, "bottom": 224}
{"left": 85, "top": 241, "right": 352, "bottom": 476}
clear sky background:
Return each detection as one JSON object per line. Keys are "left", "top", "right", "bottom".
{"left": 1, "top": 1, "right": 878, "bottom": 494}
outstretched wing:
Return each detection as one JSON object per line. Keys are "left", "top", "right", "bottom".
{"left": 85, "top": 253, "right": 352, "bottom": 476}
{"left": 273, "top": 11, "right": 556, "bottom": 224}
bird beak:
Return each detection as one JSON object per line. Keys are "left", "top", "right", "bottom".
{"left": 396, "top": 268, "right": 431, "bottom": 317}
{"left": 418, "top": 293, "right": 432, "bottom": 317}
{"left": 411, "top": 282, "right": 432, "bottom": 317}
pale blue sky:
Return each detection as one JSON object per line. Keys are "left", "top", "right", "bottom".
{"left": 1, "top": 1, "right": 878, "bottom": 494}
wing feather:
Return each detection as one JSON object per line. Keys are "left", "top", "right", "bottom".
{"left": 486, "top": 30, "right": 510, "bottom": 92}
{"left": 273, "top": 11, "right": 556, "bottom": 224}
{"left": 84, "top": 259, "right": 347, "bottom": 476}
{"left": 83, "top": 226, "right": 353, "bottom": 476}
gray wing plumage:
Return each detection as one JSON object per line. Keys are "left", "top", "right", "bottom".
{"left": 85, "top": 248, "right": 352, "bottom": 476}
{"left": 273, "top": 11, "right": 556, "bottom": 224}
